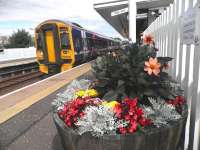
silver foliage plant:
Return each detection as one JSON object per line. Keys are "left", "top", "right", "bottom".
{"left": 52, "top": 79, "right": 91, "bottom": 111}
{"left": 75, "top": 105, "right": 129, "bottom": 137}
{"left": 143, "top": 97, "right": 181, "bottom": 127}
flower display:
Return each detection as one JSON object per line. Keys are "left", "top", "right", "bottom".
{"left": 57, "top": 92, "right": 151, "bottom": 136}
{"left": 53, "top": 35, "right": 186, "bottom": 138}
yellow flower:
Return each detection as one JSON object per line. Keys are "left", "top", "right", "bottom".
{"left": 102, "top": 101, "right": 119, "bottom": 108}
{"left": 75, "top": 90, "right": 85, "bottom": 97}
{"left": 85, "top": 89, "right": 98, "bottom": 97}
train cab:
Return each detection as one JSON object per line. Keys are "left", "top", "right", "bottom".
{"left": 35, "top": 20, "right": 75, "bottom": 74}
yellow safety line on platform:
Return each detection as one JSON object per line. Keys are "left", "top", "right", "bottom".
{"left": 0, "top": 63, "right": 91, "bottom": 124}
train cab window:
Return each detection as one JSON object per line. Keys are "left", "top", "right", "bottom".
{"left": 60, "top": 32, "right": 70, "bottom": 49}
{"left": 36, "top": 33, "right": 42, "bottom": 49}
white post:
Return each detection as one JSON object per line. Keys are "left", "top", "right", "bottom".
{"left": 129, "top": 0, "right": 137, "bottom": 43}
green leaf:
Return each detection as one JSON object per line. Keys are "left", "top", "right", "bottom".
{"left": 157, "top": 57, "right": 173, "bottom": 62}
{"left": 156, "top": 88, "right": 175, "bottom": 99}
{"left": 102, "top": 90, "right": 119, "bottom": 101}
{"left": 143, "top": 89, "right": 156, "bottom": 96}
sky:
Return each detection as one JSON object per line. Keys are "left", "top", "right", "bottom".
{"left": 0, "top": 0, "right": 122, "bottom": 38}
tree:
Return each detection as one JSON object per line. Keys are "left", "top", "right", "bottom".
{"left": 8, "top": 29, "right": 32, "bottom": 48}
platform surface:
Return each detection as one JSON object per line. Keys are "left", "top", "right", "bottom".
{"left": 0, "top": 57, "right": 36, "bottom": 69}
{"left": 0, "top": 62, "right": 92, "bottom": 150}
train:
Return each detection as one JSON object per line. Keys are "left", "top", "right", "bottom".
{"left": 35, "top": 20, "right": 120, "bottom": 74}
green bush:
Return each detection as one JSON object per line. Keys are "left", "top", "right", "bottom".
{"left": 7, "top": 29, "right": 32, "bottom": 48}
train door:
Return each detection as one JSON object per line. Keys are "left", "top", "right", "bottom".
{"left": 45, "top": 30, "right": 56, "bottom": 63}
{"left": 72, "top": 27, "right": 83, "bottom": 63}
{"left": 58, "top": 26, "right": 75, "bottom": 72}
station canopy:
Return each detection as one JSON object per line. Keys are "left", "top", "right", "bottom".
{"left": 94, "top": 0, "right": 174, "bottom": 38}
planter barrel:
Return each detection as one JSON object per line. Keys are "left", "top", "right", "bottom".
{"left": 53, "top": 109, "right": 187, "bottom": 150}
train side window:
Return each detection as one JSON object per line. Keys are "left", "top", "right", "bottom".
{"left": 60, "top": 32, "right": 70, "bottom": 49}
{"left": 75, "top": 38, "right": 81, "bottom": 52}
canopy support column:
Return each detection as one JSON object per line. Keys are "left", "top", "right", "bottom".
{"left": 129, "top": 0, "right": 137, "bottom": 42}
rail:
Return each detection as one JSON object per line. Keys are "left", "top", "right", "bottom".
{"left": 0, "top": 71, "right": 43, "bottom": 89}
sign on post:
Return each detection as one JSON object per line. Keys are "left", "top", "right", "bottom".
{"left": 111, "top": 7, "right": 128, "bottom": 16}
{"left": 181, "top": 8, "right": 196, "bottom": 44}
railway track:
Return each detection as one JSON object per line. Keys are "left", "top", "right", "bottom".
{"left": 0, "top": 71, "right": 44, "bottom": 89}
{"left": 0, "top": 62, "right": 45, "bottom": 95}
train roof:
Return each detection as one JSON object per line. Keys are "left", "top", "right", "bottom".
{"left": 36, "top": 19, "right": 119, "bottom": 42}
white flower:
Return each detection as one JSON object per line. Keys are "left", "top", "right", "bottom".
{"left": 75, "top": 105, "right": 118, "bottom": 137}
{"left": 142, "top": 97, "right": 182, "bottom": 127}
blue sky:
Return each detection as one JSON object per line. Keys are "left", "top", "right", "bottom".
{"left": 0, "top": 20, "right": 34, "bottom": 29}
{"left": 0, "top": 0, "right": 122, "bottom": 38}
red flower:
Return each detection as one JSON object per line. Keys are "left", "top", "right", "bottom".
{"left": 113, "top": 97, "right": 151, "bottom": 134}
{"left": 167, "top": 96, "right": 185, "bottom": 113}
{"left": 128, "top": 127, "right": 136, "bottom": 133}
{"left": 136, "top": 108, "right": 144, "bottom": 116}
{"left": 58, "top": 97, "right": 98, "bottom": 128}
{"left": 129, "top": 121, "right": 137, "bottom": 133}
{"left": 163, "top": 63, "right": 170, "bottom": 70}
{"left": 124, "top": 97, "right": 138, "bottom": 108}
{"left": 176, "top": 96, "right": 185, "bottom": 105}
{"left": 125, "top": 115, "right": 131, "bottom": 121}
{"left": 79, "top": 112, "right": 85, "bottom": 118}
{"left": 138, "top": 118, "right": 147, "bottom": 126}
{"left": 145, "top": 119, "right": 152, "bottom": 126}
{"left": 167, "top": 96, "right": 185, "bottom": 106}
{"left": 65, "top": 118, "right": 72, "bottom": 127}
{"left": 114, "top": 103, "right": 123, "bottom": 118}
{"left": 119, "top": 127, "right": 127, "bottom": 134}
{"left": 132, "top": 114, "right": 138, "bottom": 121}
{"left": 73, "top": 117, "right": 78, "bottom": 122}
{"left": 143, "top": 34, "right": 154, "bottom": 45}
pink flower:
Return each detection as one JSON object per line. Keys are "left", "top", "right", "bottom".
{"left": 144, "top": 57, "right": 161, "bottom": 76}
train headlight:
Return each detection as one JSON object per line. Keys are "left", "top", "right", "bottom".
{"left": 62, "top": 50, "right": 68, "bottom": 54}
{"left": 61, "top": 50, "right": 68, "bottom": 59}
{"left": 37, "top": 50, "right": 44, "bottom": 60}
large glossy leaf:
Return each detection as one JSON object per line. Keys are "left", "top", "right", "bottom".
{"left": 102, "top": 90, "right": 118, "bottom": 101}
{"left": 157, "top": 57, "right": 173, "bottom": 62}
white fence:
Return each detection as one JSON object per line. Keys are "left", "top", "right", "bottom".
{"left": 143, "top": 0, "right": 200, "bottom": 149}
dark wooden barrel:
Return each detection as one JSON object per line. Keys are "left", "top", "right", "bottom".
{"left": 53, "top": 108, "right": 187, "bottom": 150}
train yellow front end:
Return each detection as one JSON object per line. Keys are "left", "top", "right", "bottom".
{"left": 35, "top": 20, "right": 75, "bottom": 74}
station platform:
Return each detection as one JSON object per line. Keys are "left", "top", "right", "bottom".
{"left": 0, "top": 62, "right": 92, "bottom": 150}
{"left": 0, "top": 57, "right": 36, "bottom": 69}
